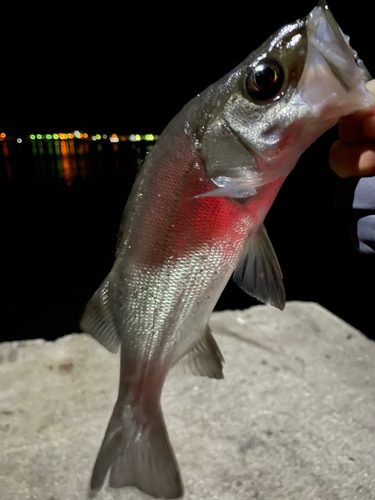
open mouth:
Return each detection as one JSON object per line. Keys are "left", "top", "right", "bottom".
{"left": 307, "top": 1, "right": 370, "bottom": 92}
{"left": 296, "top": 0, "right": 374, "bottom": 120}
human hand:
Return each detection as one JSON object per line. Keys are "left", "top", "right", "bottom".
{"left": 329, "top": 80, "right": 375, "bottom": 178}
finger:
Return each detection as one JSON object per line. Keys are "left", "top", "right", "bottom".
{"left": 336, "top": 80, "right": 375, "bottom": 144}
{"left": 366, "top": 79, "right": 375, "bottom": 95}
{"left": 338, "top": 107, "right": 375, "bottom": 143}
{"left": 329, "top": 140, "right": 375, "bottom": 178}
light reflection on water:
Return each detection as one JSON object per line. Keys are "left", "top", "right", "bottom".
{"left": 0, "top": 135, "right": 158, "bottom": 342}
{"left": 1, "top": 137, "right": 153, "bottom": 191}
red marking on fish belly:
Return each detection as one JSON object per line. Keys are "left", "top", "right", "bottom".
{"left": 128, "top": 136, "right": 284, "bottom": 268}
{"left": 166, "top": 163, "right": 284, "bottom": 261}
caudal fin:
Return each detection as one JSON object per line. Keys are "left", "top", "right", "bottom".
{"left": 90, "top": 399, "right": 183, "bottom": 499}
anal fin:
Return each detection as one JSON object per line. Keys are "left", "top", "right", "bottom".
{"left": 173, "top": 327, "right": 224, "bottom": 379}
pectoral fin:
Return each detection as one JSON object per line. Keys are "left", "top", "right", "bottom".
{"left": 233, "top": 225, "right": 285, "bottom": 310}
{"left": 172, "top": 327, "right": 224, "bottom": 379}
{"left": 196, "top": 176, "right": 261, "bottom": 199}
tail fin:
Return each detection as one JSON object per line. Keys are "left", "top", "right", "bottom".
{"left": 90, "top": 398, "right": 183, "bottom": 499}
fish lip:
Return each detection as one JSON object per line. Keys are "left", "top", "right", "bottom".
{"left": 319, "top": 53, "right": 350, "bottom": 93}
{"left": 310, "top": 1, "right": 371, "bottom": 88}
{"left": 306, "top": 1, "right": 372, "bottom": 85}
{"left": 314, "top": 0, "right": 370, "bottom": 82}
{"left": 296, "top": 1, "right": 374, "bottom": 119}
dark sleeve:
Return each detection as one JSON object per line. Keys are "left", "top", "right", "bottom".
{"left": 334, "top": 176, "right": 375, "bottom": 254}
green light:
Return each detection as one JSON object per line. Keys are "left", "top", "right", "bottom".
{"left": 135, "top": 134, "right": 141, "bottom": 141}
{"left": 30, "top": 134, "right": 36, "bottom": 140}
{"left": 53, "top": 133, "right": 59, "bottom": 140}
{"left": 46, "top": 134, "right": 52, "bottom": 140}
{"left": 36, "top": 134, "right": 44, "bottom": 140}
{"left": 145, "top": 134, "right": 155, "bottom": 141}
{"left": 96, "top": 134, "right": 101, "bottom": 140}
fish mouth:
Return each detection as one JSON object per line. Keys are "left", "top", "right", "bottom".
{"left": 312, "top": 0, "right": 371, "bottom": 88}
{"left": 297, "top": 0, "right": 374, "bottom": 121}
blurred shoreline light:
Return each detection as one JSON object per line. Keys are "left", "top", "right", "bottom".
{"left": 129, "top": 134, "right": 141, "bottom": 142}
{"left": 7, "top": 132, "right": 159, "bottom": 144}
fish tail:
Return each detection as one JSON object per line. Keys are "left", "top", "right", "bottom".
{"left": 89, "top": 396, "right": 183, "bottom": 499}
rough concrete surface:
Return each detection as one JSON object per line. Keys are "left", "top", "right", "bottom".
{"left": 0, "top": 301, "right": 375, "bottom": 500}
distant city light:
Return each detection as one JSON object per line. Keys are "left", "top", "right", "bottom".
{"left": 130, "top": 134, "right": 142, "bottom": 142}
{"left": 2, "top": 131, "right": 158, "bottom": 145}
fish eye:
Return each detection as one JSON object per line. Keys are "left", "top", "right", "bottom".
{"left": 246, "top": 60, "right": 284, "bottom": 101}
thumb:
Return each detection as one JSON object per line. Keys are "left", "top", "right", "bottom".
{"left": 365, "top": 79, "right": 375, "bottom": 95}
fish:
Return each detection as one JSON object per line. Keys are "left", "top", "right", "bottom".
{"left": 81, "top": 1, "right": 374, "bottom": 498}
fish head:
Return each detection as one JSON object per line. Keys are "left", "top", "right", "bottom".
{"left": 198, "top": 1, "right": 374, "bottom": 193}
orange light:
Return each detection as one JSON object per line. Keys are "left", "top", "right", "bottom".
{"left": 82, "top": 133, "right": 88, "bottom": 139}
{"left": 2, "top": 141, "right": 9, "bottom": 158}
{"left": 60, "top": 140, "right": 68, "bottom": 155}
{"left": 67, "top": 133, "right": 73, "bottom": 139}
{"left": 111, "top": 133, "right": 118, "bottom": 138}
{"left": 0, "top": 132, "right": 6, "bottom": 139}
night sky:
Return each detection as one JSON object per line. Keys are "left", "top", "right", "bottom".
{"left": 2, "top": 1, "right": 372, "bottom": 135}
{"left": 2, "top": 1, "right": 375, "bottom": 342}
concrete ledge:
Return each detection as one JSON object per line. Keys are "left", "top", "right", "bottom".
{"left": 1, "top": 301, "right": 375, "bottom": 499}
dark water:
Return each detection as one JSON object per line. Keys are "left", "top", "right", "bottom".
{"left": 1, "top": 132, "right": 374, "bottom": 343}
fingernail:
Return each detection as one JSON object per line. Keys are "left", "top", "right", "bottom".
{"left": 359, "top": 148, "right": 375, "bottom": 172}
